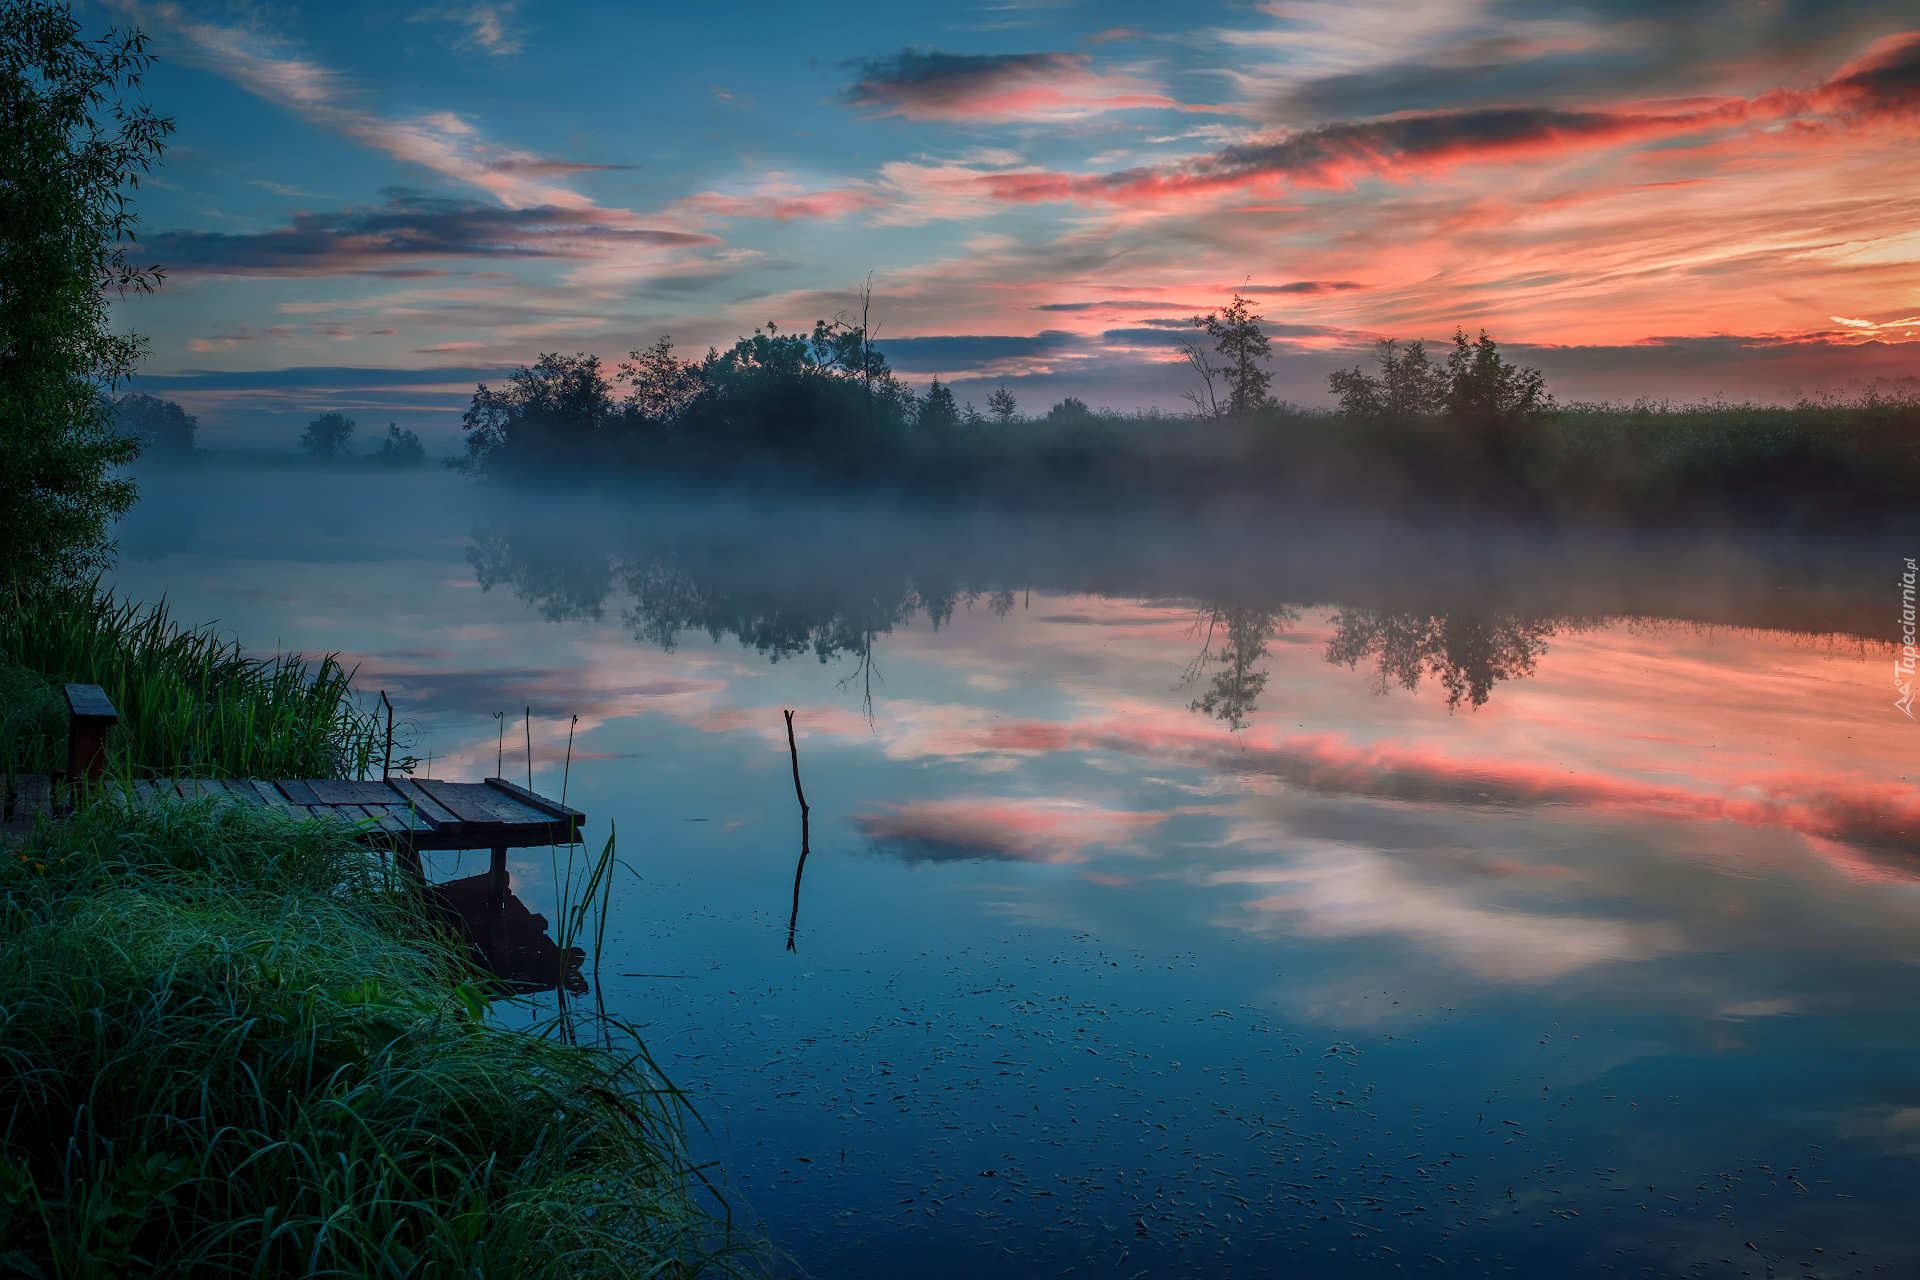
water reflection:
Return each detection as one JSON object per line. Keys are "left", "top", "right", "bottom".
{"left": 1325, "top": 607, "right": 1567, "bottom": 709}
{"left": 469, "top": 512, "right": 1848, "bottom": 721}
{"left": 99, "top": 467, "right": 1920, "bottom": 1277}
{"left": 1182, "top": 604, "right": 1297, "bottom": 728}
{"left": 425, "top": 873, "right": 587, "bottom": 996}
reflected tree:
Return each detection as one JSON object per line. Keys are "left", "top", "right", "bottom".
{"left": 1184, "top": 605, "right": 1295, "bottom": 730}
{"left": 1325, "top": 609, "right": 1559, "bottom": 710}
{"left": 468, "top": 518, "right": 1026, "bottom": 720}
{"left": 467, "top": 524, "right": 615, "bottom": 622}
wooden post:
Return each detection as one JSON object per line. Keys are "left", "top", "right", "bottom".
{"left": 63, "top": 684, "right": 118, "bottom": 783}
{"left": 488, "top": 845, "right": 508, "bottom": 913}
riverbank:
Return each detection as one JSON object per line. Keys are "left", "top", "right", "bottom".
{"left": 0, "top": 587, "right": 744, "bottom": 1277}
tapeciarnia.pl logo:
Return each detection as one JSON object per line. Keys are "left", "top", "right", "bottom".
{"left": 1899, "top": 558, "right": 1917, "bottom": 719}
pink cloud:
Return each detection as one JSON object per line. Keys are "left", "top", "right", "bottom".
{"left": 677, "top": 189, "right": 884, "bottom": 222}
{"left": 846, "top": 50, "right": 1183, "bottom": 123}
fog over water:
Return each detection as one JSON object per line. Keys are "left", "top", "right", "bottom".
{"left": 110, "top": 462, "right": 1919, "bottom": 1279}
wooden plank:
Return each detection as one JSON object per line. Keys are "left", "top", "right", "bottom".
{"left": 386, "top": 779, "right": 463, "bottom": 829}
{"left": 372, "top": 811, "right": 416, "bottom": 837}
{"left": 214, "top": 779, "right": 262, "bottom": 806}
{"left": 484, "top": 777, "right": 586, "bottom": 823}
{"left": 364, "top": 805, "right": 430, "bottom": 836}
{"left": 130, "top": 779, "right": 162, "bottom": 807}
{"left": 441, "top": 781, "right": 548, "bottom": 826}
{"left": 306, "top": 778, "right": 367, "bottom": 806}
{"left": 236, "top": 782, "right": 299, "bottom": 809}
{"left": 417, "top": 779, "right": 512, "bottom": 826}
{"left": 276, "top": 779, "right": 323, "bottom": 806}
{"left": 176, "top": 778, "right": 226, "bottom": 802}
{"left": 386, "top": 806, "right": 435, "bottom": 833}
{"left": 348, "top": 780, "right": 407, "bottom": 809}
{"left": 148, "top": 778, "right": 182, "bottom": 800}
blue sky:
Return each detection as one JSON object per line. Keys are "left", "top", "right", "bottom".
{"left": 99, "top": 0, "right": 1920, "bottom": 447}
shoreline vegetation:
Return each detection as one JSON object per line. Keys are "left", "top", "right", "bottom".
{"left": 445, "top": 305, "right": 1920, "bottom": 531}
{"left": 0, "top": 585, "right": 756, "bottom": 1276}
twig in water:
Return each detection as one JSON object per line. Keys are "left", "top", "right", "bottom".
{"left": 783, "top": 709, "right": 811, "bottom": 952}
{"left": 561, "top": 713, "right": 578, "bottom": 808}
{"left": 378, "top": 690, "right": 394, "bottom": 780}
{"left": 493, "top": 711, "right": 504, "bottom": 777}
{"left": 524, "top": 705, "right": 532, "bottom": 790}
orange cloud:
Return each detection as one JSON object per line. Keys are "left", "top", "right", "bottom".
{"left": 979, "top": 33, "right": 1920, "bottom": 208}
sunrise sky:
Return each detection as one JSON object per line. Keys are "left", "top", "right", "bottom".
{"left": 106, "top": 0, "right": 1920, "bottom": 445}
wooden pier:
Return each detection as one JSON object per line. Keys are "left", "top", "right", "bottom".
{"left": 2, "top": 685, "right": 584, "bottom": 913}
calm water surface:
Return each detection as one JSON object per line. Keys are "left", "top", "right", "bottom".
{"left": 110, "top": 464, "right": 1919, "bottom": 1279}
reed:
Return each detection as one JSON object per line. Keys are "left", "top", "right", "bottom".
{"left": 0, "top": 583, "right": 379, "bottom": 779}
{"left": 0, "top": 798, "right": 754, "bottom": 1278}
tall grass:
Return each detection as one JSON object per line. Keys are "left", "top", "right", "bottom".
{"left": 0, "top": 584, "right": 379, "bottom": 779}
{"left": 0, "top": 799, "right": 754, "bottom": 1278}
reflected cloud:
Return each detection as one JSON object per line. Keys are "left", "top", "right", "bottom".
{"left": 854, "top": 799, "right": 1167, "bottom": 864}
{"left": 972, "top": 719, "right": 1920, "bottom": 872}
{"left": 1220, "top": 844, "right": 1675, "bottom": 982}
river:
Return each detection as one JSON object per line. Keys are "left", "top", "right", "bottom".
{"left": 108, "top": 461, "right": 1919, "bottom": 1279}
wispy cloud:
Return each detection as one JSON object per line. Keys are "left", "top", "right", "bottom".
{"left": 145, "top": 192, "right": 719, "bottom": 275}
{"left": 409, "top": 2, "right": 527, "bottom": 56}
{"left": 126, "top": 1, "right": 603, "bottom": 208}
{"left": 845, "top": 48, "right": 1184, "bottom": 122}
{"left": 979, "top": 33, "right": 1920, "bottom": 206}
{"left": 673, "top": 186, "right": 884, "bottom": 222}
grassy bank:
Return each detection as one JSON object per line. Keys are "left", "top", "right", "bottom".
{"left": 0, "top": 588, "right": 749, "bottom": 1277}
{"left": 0, "top": 801, "right": 734, "bottom": 1277}
{"left": 0, "top": 586, "right": 378, "bottom": 781}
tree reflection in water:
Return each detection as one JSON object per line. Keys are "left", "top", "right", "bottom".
{"left": 1325, "top": 608, "right": 1563, "bottom": 710}
{"left": 466, "top": 517, "right": 1582, "bottom": 722}
{"left": 1181, "top": 605, "right": 1297, "bottom": 731}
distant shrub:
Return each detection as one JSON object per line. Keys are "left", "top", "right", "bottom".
{"left": 372, "top": 422, "right": 426, "bottom": 466}
{"left": 114, "top": 392, "right": 197, "bottom": 455}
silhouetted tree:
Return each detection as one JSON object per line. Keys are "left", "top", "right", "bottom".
{"left": 457, "top": 353, "right": 613, "bottom": 476}
{"left": 371, "top": 423, "right": 424, "bottom": 466}
{"left": 115, "top": 392, "right": 195, "bottom": 454}
{"left": 1047, "top": 396, "right": 1091, "bottom": 421}
{"left": 1444, "top": 329, "right": 1552, "bottom": 427}
{"left": 919, "top": 377, "right": 960, "bottom": 436}
{"left": 1329, "top": 339, "right": 1447, "bottom": 421}
{"left": 987, "top": 385, "right": 1018, "bottom": 424}
{"left": 1, "top": 1, "right": 171, "bottom": 586}
{"left": 618, "top": 336, "right": 704, "bottom": 421}
{"left": 300, "top": 412, "right": 354, "bottom": 459}
{"left": 1189, "top": 294, "right": 1273, "bottom": 415}
{"left": 1177, "top": 335, "right": 1226, "bottom": 418}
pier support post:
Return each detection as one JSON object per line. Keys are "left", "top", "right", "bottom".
{"left": 63, "top": 684, "right": 118, "bottom": 784}
{"left": 488, "top": 845, "right": 508, "bottom": 913}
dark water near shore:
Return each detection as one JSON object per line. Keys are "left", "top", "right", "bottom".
{"left": 110, "top": 463, "right": 1919, "bottom": 1279}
